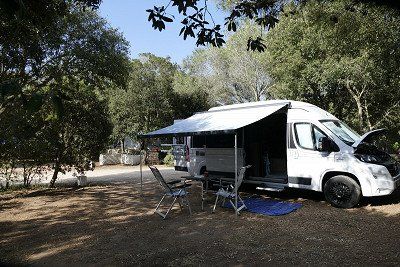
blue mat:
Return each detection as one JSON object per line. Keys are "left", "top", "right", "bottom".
{"left": 223, "top": 197, "right": 302, "bottom": 216}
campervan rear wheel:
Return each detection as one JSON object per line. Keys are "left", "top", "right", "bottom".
{"left": 323, "top": 175, "right": 361, "bottom": 208}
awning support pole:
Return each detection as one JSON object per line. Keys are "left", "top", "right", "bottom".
{"left": 234, "top": 133, "right": 238, "bottom": 217}
{"left": 140, "top": 143, "right": 143, "bottom": 196}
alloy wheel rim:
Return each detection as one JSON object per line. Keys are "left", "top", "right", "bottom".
{"left": 328, "top": 182, "right": 352, "bottom": 205}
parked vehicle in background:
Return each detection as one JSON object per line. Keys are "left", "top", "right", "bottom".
{"left": 171, "top": 136, "right": 190, "bottom": 172}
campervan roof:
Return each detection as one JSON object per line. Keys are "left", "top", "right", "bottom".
{"left": 209, "top": 100, "right": 337, "bottom": 121}
{"left": 209, "top": 100, "right": 312, "bottom": 111}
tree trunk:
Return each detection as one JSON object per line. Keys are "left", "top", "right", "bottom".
{"left": 49, "top": 162, "right": 60, "bottom": 188}
{"left": 121, "top": 138, "right": 125, "bottom": 153}
{"left": 23, "top": 164, "right": 28, "bottom": 187}
{"left": 355, "top": 97, "right": 365, "bottom": 132}
{"left": 345, "top": 80, "right": 365, "bottom": 132}
{"left": 364, "top": 99, "right": 373, "bottom": 131}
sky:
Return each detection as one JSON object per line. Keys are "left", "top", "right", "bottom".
{"left": 99, "top": 1, "right": 227, "bottom": 64}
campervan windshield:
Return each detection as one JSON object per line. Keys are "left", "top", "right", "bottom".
{"left": 320, "top": 120, "right": 360, "bottom": 145}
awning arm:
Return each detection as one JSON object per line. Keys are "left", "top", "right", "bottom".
{"left": 139, "top": 141, "right": 143, "bottom": 196}
{"left": 234, "top": 133, "right": 238, "bottom": 217}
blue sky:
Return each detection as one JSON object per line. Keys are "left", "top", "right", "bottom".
{"left": 99, "top": 1, "right": 227, "bottom": 64}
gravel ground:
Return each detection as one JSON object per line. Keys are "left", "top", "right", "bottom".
{"left": 1, "top": 165, "right": 399, "bottom": 266}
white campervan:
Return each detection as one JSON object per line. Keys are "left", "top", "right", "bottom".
{"left": 186, "top": 100, "right": 400, "bottom": 208}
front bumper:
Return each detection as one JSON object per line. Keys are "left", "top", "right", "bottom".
{"left": 372, "top": 172, "right": 400, "bottom": 196}
{"left": 363, "top": 162, "right": 400, "bottom": 196}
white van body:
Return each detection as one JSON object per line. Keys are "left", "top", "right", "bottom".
{"left": 189, "top": 148, "right": 244, "bottom": 176}
{"left": 172, "top": 136, "right": 190, "bottom": 172}
{"left": 187, "top": 100, "right": 400, "bottom": 207}
{"left": 188, "top": 147, "right": 206, "bottom": 175}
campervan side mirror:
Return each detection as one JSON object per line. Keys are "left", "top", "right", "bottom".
{"left": 318, "top": 137, "right": 333, "bottom": 152}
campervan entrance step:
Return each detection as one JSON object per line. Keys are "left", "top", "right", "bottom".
{"left": 248, "top": 175, "right": 288, "bottom": 184}
{"left": 256, "top": 182, "right": 287, "bottom": 192}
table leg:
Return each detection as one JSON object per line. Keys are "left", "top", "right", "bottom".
{"left": 201, "top": 181, "right": 204, "bottom": 211}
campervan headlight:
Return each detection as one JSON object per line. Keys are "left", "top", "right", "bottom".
{"left": 354, "top": 154, "right": 381, "bottom": 164}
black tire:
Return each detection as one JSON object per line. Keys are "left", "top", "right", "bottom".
{"left": 323, "top": 175, "right": 361, "bottom": 208}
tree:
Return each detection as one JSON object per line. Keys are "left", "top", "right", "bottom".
{"left": 0, "top": 90, "right": 51, "bottom": 187}
{"left": 109, "top": 54, "right": 177, "bottom": 144}
{"left": 1, "top": 3, "right": 130, "bottom": 104}
{"left": 172, "top": 71, "right": 210, "bottom": 119}
{"left": 108, "top": 54, "right": 210, "bottom": 146}
{"left": 179, "top": 22, "right": 273, "bottom": 105}
{"left": 0, "top": 0, "right": 108, "bottom": 100}
{"left": 1, "top": 82, "right": 112, "bottom": 189}
{"left": 47, "top": 83, "right": 112, "bottom": 187}
{"left": 266, "top": 0, "right": 400, "bottom": 137}
{"left": 0, "top": 92, "right": 41, "bottom": 188}
{"left": 0, "top": 3, "right": 130, "bottom": 187}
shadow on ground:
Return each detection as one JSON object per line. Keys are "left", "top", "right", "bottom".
{"left": 0, "top": 169, "right": 399, "bottom": 265}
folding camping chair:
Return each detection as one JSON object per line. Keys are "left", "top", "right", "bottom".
{"left": 212, "top": 165, "right": 251, "bottom": 214}
{"left": 149, "top": 165, "right": 192, "bottom": 219}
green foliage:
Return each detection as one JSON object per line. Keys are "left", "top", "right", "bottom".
{"left": 0, "top": 3, "right": 130, "bottom": 115}
{"left": 0, "top": 3, "right": 130, "bottom": 187}
{"left": 108, "top": 53, "right": 210, "bottom": 144}
{"left": 394, "top": 142, "right": 400, "bottom": 152}
{"left": 172, "top": 71, "right": 210, "bottom": 119}
{"left": 0, "top": 85, "right": 52, "bottom": 187}
{"left": 46, "top": 83, "right": 112, "bottom": 186}
{"left": 146, "top": 0, "right": 285, "bottom": 51}
{"left": 163, "top": 153, "right": 174, "bottom": 167}
{"left": 179, "top": 22, "right": 273, "bottom": 105}
{"left": 147, "top": 1, "right": 400, "bottom": 52}
{"left": 394, "top": 142, "right": 400, "bottom": 161}
{"left": 0, "top": 81, "right": 112, "bottom": 187}
{"left": 266, "top": 0, "right": 400, "bottom": 138}
{"left": 108, "top": 54, "right": 177, "bottom": 142}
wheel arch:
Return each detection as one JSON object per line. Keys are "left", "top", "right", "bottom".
{"left": 321, "top": 171, "right": 362, "bottom": 194}
{"left": 194, "top": 161, "right": 206, "bottom": 176}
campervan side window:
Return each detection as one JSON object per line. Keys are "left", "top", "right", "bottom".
{"left": 294, "top": 123, "right": 328, "bottom": 150}
{"left": 192, "top": 134, "right": 242, "bottom": 148}
{"left": 206, "top": 134, "right": 235, "bottom": 148}
{"left": 174, "top": 137, "right": 185, "bottom": 144}
{"left": 295, "top": 123, "right": 314, "bottom": 149}
{"left": 192, "top": 135, "right": 206, "bottom": 148}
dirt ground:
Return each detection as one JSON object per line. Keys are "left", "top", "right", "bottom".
{"left": 1, "top": 166, "right": 400, "bottom": 266}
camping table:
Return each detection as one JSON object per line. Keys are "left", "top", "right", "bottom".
{"left": 181, "top": 175, "right": 236, "bottom": 211}
{"left": 181, "top": 175, "right": 209, "bottom": 211}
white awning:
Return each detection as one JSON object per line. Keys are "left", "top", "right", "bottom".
{"left": 141, "top": 102, "right": 288, "bottom": 138}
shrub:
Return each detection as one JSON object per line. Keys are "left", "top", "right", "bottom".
{"left": 163, "top": 153, "right": 174, "bottom": 167}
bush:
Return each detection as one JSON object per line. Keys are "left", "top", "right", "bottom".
{"left": 393, "top": 142, "right": 400, "bottom": 152}
{"left": 163, "top": 153, "right": 174, "bottom": 167}
{"left": 393, "top": 142, "right": 400, "bottom": 161}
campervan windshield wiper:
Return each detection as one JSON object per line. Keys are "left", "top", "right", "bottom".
{"left": 320, "top": 120, "right": 360, "bottom": 145}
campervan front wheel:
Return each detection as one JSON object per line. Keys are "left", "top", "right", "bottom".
{"left": 323, "top": 175, "right": 361, "bottom": 208}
